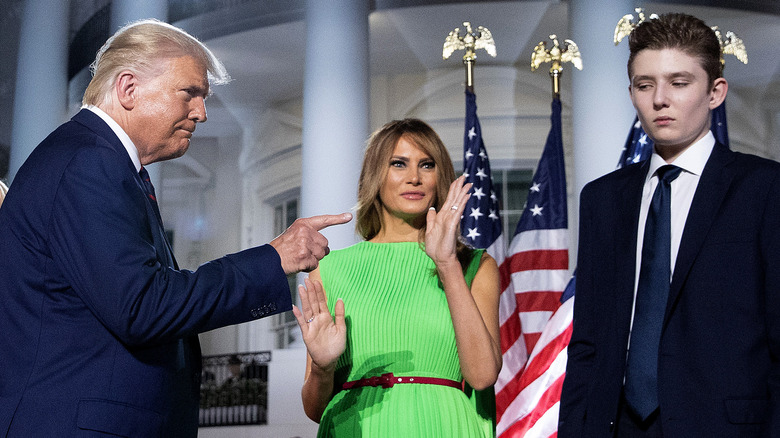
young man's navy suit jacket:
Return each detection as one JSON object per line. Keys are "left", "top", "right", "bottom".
{"left": 559, "top": 143, "right": 780, "bottom": 437}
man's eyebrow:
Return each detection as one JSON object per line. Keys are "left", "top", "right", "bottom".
{"left": 632, "top": 71, "right": 696, "bottom": 83}
{"left": 631, "top": 75, "right": 654, "bottom": 82}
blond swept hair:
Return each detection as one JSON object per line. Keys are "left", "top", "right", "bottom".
{"left": 82, "top": 19, "right": 229, "bottom": 106}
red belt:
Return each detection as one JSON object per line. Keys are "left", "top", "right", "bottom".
{"left": 341, "top": 372, "right": 463, "bottom": 391}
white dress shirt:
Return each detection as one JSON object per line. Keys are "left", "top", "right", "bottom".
{"left": 83, "top": 105, "right": 142, "bottom": 173}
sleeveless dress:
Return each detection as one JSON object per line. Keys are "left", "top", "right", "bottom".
{"left": 316, "top": 241, "right": 491, "bottom": 437}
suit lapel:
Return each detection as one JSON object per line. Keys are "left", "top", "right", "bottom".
{"left": 666, "top": 143, "right": 735, "bottom": 319}
{"left": 73, "top": 109, "right": 178, "bottom": 269}
{"left": 613, "top": 162, "right": 650, "bottom": 327}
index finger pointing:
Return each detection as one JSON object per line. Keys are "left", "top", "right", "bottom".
{"left": 301, "top": 212, "right": 353, "bottom": 231}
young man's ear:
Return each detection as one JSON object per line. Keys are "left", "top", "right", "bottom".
{"left": 114, "top": 70, "right": 138, "bottom": 110}
{"left": 709, "top": 77, "right": 728, "bottom": 110}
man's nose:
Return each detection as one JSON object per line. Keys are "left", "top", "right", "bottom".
{"left": 191, "top": 97, "right": 207, "bottom": 123}
{"left": 653, "top": 86, "right": 669, "bottom": 109}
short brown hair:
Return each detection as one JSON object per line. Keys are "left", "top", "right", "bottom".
{"left": 83, "top": 19, "right": 229, "bottom": 106}
{"left": 628, "top": 13, "right": 721, "bottom": 85}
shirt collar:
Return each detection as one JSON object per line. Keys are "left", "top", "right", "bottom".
{"left": 646, "top": 131, "right": 715, "bottom": 182}
{"left": 82, "top": 105, "right": 142, "bottom": 172}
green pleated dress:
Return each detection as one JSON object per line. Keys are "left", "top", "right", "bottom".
{"left": 316, "top": 241, "right": 492, "bottom": 437}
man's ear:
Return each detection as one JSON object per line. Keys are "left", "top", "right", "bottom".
{"left": 115, "top": 70, "right": 138, "bottom": 110}
{"left": 709, "top": 77, "right": 728, "bottom": 110}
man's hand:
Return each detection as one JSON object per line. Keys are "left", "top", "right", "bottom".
{"left": 270, "top": 213, "right": 352, "bottom": 274}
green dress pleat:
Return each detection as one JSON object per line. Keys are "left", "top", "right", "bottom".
{"left": 317, "top": 241, "right": 492, "bottom": 437}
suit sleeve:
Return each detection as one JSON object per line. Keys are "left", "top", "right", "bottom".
{"left": 558, "top": 183, "right": 598, "bottom": 437}
{"left": 48, "top": 140, "right": 291, "bottom": 346}
{"left": 760, "top": 169, "right": 780, "bottom": 431}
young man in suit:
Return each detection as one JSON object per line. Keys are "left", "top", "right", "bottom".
{"left": 0, "top": 19, "right": 350, "bottom": 437}
{"left": 559, "top": 13, "right": 780, "bottom": 437}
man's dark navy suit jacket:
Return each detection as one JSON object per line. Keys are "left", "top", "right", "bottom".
{"left": 0, "top": 109, "right": 291, "bottom": 437}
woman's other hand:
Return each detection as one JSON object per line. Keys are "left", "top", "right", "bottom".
{"left": 292, "top": 277, "right": 346, "bottom": 373}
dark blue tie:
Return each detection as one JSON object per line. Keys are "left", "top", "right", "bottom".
{"left": 139, "top": 166, "right": 163, "bottom": 225}
{"left": 624, "top": 164, "right": 682, "bottom": 420}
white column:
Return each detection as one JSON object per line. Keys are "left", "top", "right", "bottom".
{"left": 111, "top": 0, "right": 168, "bottom": 188}
{"left": 301, "top": 0, "right": 369, "bottom": 250}
{"left": 569, "top": 0, "right": 636, "bottom": 249}
{"left": 8, "top": 0, "right": 70, "bottom": 182}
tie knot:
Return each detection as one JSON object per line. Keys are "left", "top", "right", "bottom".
{"left": 657, "top": 165, "right": 682, "bottom": 184}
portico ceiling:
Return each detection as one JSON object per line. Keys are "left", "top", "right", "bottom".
{"left": 180, "top": 1, "right": 779, "bottom": 140}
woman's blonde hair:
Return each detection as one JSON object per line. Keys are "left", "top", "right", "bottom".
{"left": 83, "top": 19, "right": 230, "bottom": 106}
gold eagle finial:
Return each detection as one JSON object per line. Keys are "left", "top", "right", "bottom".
{"left": 531, "top": 34, "right": 583, "bottom": 72}
{"left": 443, "top": 21, "right": 497, "bottom": 62}
{"left": 712, "top": 26, "right": 748, "bottom": 68}
{"left": 614, "top": 8, "right": 659, "bottom": 45}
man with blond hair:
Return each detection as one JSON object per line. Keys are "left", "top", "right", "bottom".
{"left": 0, "top": 19, "right": 350, "bottom": 437}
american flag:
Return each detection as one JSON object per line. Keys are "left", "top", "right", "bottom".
{"left": 495, "top": 97, "right": 571, "bottom": 437}
{"left": 460, "top": 88, "right": 505, "bottom": 433}
{"left": 618, "top": 101, "right": 729, "bottom": 168}
{"left": 460, "top": 89, "right": 505, "bottom": 262}
{"left": 710, "top": 101, "right": 729, "bottom": 147}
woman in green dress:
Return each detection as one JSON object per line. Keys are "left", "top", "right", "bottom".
{"left": 293, "top": 119, "right": 501, "bottom": 437}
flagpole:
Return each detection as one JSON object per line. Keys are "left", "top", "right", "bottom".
{"left": 465, "top": 57, "right": 474, "bottom": 93}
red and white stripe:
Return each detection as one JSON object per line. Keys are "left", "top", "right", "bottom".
{"left": 496, "top": 228, "right": 569, "bottom": 437}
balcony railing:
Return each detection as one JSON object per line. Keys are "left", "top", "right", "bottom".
{"left": 199, "top": 351, "right": 271, "bottom": 427}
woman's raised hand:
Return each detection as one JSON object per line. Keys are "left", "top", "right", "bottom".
{"left": 424, "top": 175, "right": 472, "bottom": 267}
{"left": 292, "top": 277, "right": 346, "bottom": 372}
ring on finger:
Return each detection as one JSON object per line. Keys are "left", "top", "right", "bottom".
{"left": 450, "top": 205, "right": 458, "bottom": 211}
{"left": 306, "top": 317, "right": 315, "bottom": 323}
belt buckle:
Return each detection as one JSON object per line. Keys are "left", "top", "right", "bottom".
{"left": 379, "top": 372, "right": 395, "bottom": 388}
